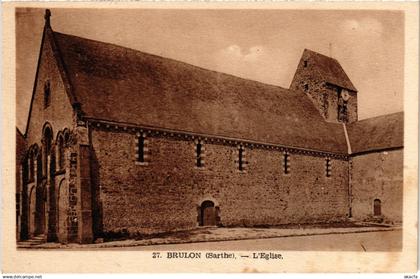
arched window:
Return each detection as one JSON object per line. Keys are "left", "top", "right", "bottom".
{"left": 44, "top": 81, "right": 51, "bottom": 108}
{"left": 27, "top": 145, "right": 38, "bottom": 182}
{"left": 42, "top": 126, "right": 53, "bottom": 176}
{"left": 36, "top": 151, "right": 43, "bottom": 180}
{"left": 57, "top": 134, "right": 65, "bottom": 170}
{"left": 63, "top": 129, "right": 70, "bottom": 144}
{"left": 374, "top": 199, "right": 381, "bottom": 216}
{"left": 28, "top": 149, "right": 35, "bottom": 181}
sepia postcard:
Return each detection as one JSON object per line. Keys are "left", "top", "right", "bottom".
{"left": 2, "top": 2, "right": 418, "bottom": 273}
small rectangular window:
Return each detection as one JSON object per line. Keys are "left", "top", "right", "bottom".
{"left": 137, "top": 135, "right": 145, "bottom": 163}
{"left": 195, "top": 141, "right": 205, "bottom": 168}
{"left": 325, "top": 157, "right": 332, "bottom": 177}
{"left": 283, "top": 152, "right": 290, "bottom": 174}
{"left": 135, "top": 132, "right": 148, "bottom": 165}
{"left": 236, "top": 145, "right": 247, "bottom": 172}
{"left": 238, "top": 146, "right": 244, "bottom": 171}
{"left": 194, "top": 140, "right": 205, "bottom": 168}
{"left": 28, "top": 154, "right": 34, "bottom": 181}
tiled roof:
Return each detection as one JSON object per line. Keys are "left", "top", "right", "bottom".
{"left": 347, "top": 112, "right": 403, "bottom": 154}
{"left": 52, "top": 31, "right": 348, "bottom": 153}
{"left": 303, "top": 49, "right": 357, "bottom": 92}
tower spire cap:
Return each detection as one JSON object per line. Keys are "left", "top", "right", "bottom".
{"left": 44, "top": 9, "right": 51, "bottom": 27}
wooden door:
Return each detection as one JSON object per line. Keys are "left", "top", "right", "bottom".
{"left": 203, "top": 206, "right": 216, "bottom": 226}
{"left": 374, "top": 199, "right": 381, "bottom": 216}
{"left": 200, "top": 201, "right": 216, "bottom": 226}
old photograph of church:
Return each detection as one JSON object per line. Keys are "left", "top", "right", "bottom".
{"left": 15, "top": 8, "right": 404, "bottom": 250}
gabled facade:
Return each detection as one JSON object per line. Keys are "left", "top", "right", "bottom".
{"left": 16, "top": 10, "right": 403, "bottom": 244}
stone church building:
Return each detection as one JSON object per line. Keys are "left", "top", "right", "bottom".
{"left": 16, "top": 10, "right": 403, "bottom": 244}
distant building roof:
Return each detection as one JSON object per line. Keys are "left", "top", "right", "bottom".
{"left": 303, "top": 49, "right": 357, "bottom": 92}
{"left": 347, "top": 112, "right": 403, "bottom": 154}
{"left": 52, "top": 31, "right": 349, "bottom": 154}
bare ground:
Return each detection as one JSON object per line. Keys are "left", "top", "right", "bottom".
{"left": 17, "top": 222, "right": 401, "bottom": 250}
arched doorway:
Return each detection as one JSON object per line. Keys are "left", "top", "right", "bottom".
{"left": 200, "top": 200, "right": 217, "bottom": 226}
{"left": 374, "top": 199, "right": 381, "bottom": 216}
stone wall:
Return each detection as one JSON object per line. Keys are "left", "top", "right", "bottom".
{"left": 90, "top": 127, "right": 350, "bottom": 237}
{"left": 350, "top": 149, "right": 403, "bottom": 224}
{"left": 16, "top": 130, "right": 27, "bottom": 241}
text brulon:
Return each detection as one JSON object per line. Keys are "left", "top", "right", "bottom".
{"left": 161, "top": 252, "right": 283, "bottom": 260}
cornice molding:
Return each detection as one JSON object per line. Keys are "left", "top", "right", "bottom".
{"left": 85, "top": 117, "right": 349, "bottom": 160}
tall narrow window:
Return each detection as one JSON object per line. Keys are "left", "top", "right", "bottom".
{"left": 37, "top": 152, "right": 43, "bottom": 180}
{"left": 43, "top": 126, "right": 52, "bottom": 177}
{"left": 373, "top": 199, "right": 381, "bottom": 216}
{"left": 137, "top": 135, "right": 145, "bottom": 163}
{"left": 238, "top": 147, "right": 243, "bottom": 171}
{"left": 28, "top": 150, "right": 35, "bottom": 181}
{"left": 44, "top": 81, "right": 51, "bottom": 108}
{"left": 135, "top": 132, "right": 149, "bottom": 165}
{"left": 303, "top": 60, "right": 308, "bottom": 68}
{"left": 57, "top": 135, "right": 64, "bottom": 170}
{"left": 325, "top": 157, "right": 332, "bottom": 177}
{"left": 283, "top": 152, "right": 290, "bottom": 174}
{"left": 237, "top": 145, "right": 246, "bottom": 171}
{"left": 196, "top": 142, "right": 203, "bottom": 167}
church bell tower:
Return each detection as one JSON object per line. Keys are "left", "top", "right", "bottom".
{"left": 290, "top": 49, "right": 358, "bottom": 123}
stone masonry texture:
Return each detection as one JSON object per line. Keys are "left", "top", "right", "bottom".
{"left": 90, "top": 128, "right": 350, "bottom": 237}
{"left": 351, "top": 149, "right": 403, "bottom": 223}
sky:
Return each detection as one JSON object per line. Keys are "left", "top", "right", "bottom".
{"left": 15, "top": 8, "right": 404, "bottom": 131}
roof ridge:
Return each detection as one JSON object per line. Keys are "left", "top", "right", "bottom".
{"left": 355, "top": 111, "right": 404, "bottom": 123}
{"left": 304, "top": 48, "right": 337, "bottom": 61}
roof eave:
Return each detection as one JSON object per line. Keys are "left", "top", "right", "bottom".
{"left": 23, "top": 24, "right": 48, "bottom": 137}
